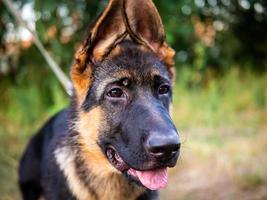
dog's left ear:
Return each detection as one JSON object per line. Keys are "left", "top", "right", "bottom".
{"left": 124, "top": 0, "right": 175, "bottom": 79}
{"left": 71, "top": 0, "right": 126, "bottom": 100}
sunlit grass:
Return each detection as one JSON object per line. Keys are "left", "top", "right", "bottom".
{"left": 173, "top": 68, "right": 267, "bottom": 128}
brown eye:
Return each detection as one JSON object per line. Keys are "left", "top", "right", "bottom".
{"left": 158, "top": 85, "right": 170, "bottom": 95}
{"left": 107, "top": 88, "right": 124, "bottom": 98}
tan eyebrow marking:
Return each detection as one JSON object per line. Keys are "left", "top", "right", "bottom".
{"left": 112, "top": 69, "right": 132, "bottom": 79}
{"left": 95, "top": 69, "right": 133, "bottom": 99}
{"left": 149, "top": 68, "right": 161, "bottom": 77}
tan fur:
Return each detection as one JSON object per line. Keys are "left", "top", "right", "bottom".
{"left": 108, "top": 45, "right": 122, "bottom": 58}
{"left": 71, "top": 64, "right": 93, "bottom": 105}
{"left": 76, "top": 107, "right": 116, "bottom": 175}
{"left": 149, "top": 68, "right": 161, "bottom": 78}
{"left": 113, "top": 69, "right": 132, "bottom": 79}
{"left": 55, "top": 146, "right": 95, "bottom": 200}
{"left": 158, "top": 43, "right": 176, "bottom": 82}
{"left": 71, "top": 45, "right": 94, "bottom": 105}
{"left": 89, "top": 173, "right": 144, "bottom": 200}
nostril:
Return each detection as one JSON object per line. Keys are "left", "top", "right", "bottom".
{"left": 149, "top": 146, "right": 166, "bottom": 156}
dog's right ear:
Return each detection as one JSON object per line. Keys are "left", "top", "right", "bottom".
{"left": 71, "top": 0, "right": 126, "bottom": 101}
{"left": 123, "top": 0, "right": 175, "bottom": 80}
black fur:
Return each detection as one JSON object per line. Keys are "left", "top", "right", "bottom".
{"left": 19, "top": 110, "right": 76, "bottom": 200}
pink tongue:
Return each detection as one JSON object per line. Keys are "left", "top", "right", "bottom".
{"left": 130, "top": 168, "right": 168, "bottom": 190}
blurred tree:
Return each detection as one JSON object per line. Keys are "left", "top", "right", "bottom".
{"left": 154, "top": 0, "right": 267, "bottom": 71}
{"left": 0, "top": 0, "right": 266, "bottom": 95}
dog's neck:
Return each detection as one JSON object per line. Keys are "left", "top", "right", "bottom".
{"left": 54, "top": 133, "right": 145, "bottom": 200}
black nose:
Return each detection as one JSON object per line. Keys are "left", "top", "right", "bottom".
{"left": 145, "top": 129, "right": 180, "bottom": 161}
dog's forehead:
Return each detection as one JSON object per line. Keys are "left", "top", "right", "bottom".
{"left": 94, "top": 44, "right": 170, "bottom": 82}
{"left": 99, "top": 60, "right": 168, "bottom": 80}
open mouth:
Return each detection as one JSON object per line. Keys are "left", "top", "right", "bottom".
{"left": 106, "top": 146, "right": 168, "bottom": 190}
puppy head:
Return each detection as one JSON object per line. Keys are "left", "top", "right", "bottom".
{"left": 70, "top": 0, "right": 179, "bottom": 190}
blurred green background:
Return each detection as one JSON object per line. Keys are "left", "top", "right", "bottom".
{"left": 0, "top": 0, "right": 267, "bottom": 199}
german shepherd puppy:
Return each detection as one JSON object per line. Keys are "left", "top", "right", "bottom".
{"left": 19, "top": 0, "right": 180, "bottom": 199}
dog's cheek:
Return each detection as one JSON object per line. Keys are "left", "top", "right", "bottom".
{"left": 75, "top": 106, "right": 117, "bottom": 174}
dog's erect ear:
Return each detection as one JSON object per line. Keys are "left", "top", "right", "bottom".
{"left": 88, "top": 0, "right": 127, "bottom": 61}
{"left": 123, "top": 0, "right": 164, "bottom": 51}
{"left": 124, "top": 0, "right": 175, "bottom": 78}
{"left": 71, "top": 0, "right": 126, "bottom": 100}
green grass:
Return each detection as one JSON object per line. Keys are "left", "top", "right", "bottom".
{"left": 173, "top": 68, "right": 267, "bottom": 128}
{"left": 0, "top": 68, "right": 267, "bottom": 199}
